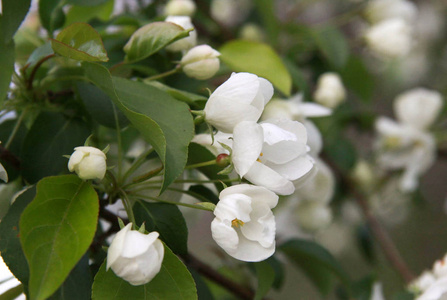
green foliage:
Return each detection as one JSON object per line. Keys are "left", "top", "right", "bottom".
{"left": 91, "top": 245, "right": 197, "bottom": 300}
{"left": 39, "top": 0, "right": 65, "bottom": 34}
{"left": 219, "top": 40, "right": 292, "bottom": 96}
{"left": 51, "top": 23, "right": 109, "bottom": 62}
{"left": 253, "top": 260, "right": 275, "bottom": 300}
{"left": 19, "top": 175, "right": 99, "bottom": 300}
{"left": 64, "top": 0, "right": 114, "bottom": 26}
{"left": 312, "top": 26, "right": 349, "bottom": 69}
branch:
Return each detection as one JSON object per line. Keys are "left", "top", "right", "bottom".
{"left": 321, "top": 154, "right": 416, "bottom": 284}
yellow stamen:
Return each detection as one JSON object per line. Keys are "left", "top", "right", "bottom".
{"left": 257, "top": 152, "right": 264, "bottom": 162}
{"left": 231, "top": 218, "right": 245, "bottom": 228}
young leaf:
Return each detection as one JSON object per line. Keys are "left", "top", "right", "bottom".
{"left": 39, "top": 0, "right": 65, "bottom": 34}
{"left": 124, "top": 22, "right": 191, "bottom": 63}
{"left": 26, "top": 42, "right": 54, "bottom": 68}
{"left": 219, "top": 40, "right": 292, "bottom": 96}
{"left": 91, "top": 244, "right": 198, "bottom": 300}
{"left": 51, "top": 22, "right": 109, "bottom": 62}
{"left": 64, "top": 0, "right": 114, "bottom": 26}
{"left": 19, "top": 175, "right": 99, "bottom": 300}
{"left": 312, "top": 26, "right": 349, "bottom": 69}
{"left": 133, "top": 201, "right": 188, "bottom": 255}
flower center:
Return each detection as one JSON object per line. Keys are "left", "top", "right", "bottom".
{"left": 231, "top": 218, "right": 245, "bottom": 228}
{"left": 384, "top": 136, "right": 401, "bottom": 149}
{"left": 256, "top": 152, "right": 264, "bottom": 162}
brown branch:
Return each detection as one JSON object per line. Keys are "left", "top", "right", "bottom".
{"left": 321, "top": 154, "right": 416, "bottom": 284}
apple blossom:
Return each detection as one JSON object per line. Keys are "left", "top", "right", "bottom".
{"left": 211, "top": 184, "right": 278, "bottom": 262}
{"left": 165, "top": 16, "right": 197, "bottom": 52}
{"left": 164, "top": 0, "right": 196, "bottom": 17}
{"left": 365, "top": 18, "right": 413, "bottom": 58}
{"left": 0, "top": 162, "right": 7, "bottom": 182}
{"left": 210, "top": 0, "right": 252, "bottom": 28}
{"left": 433, "top": 254, "right": 447, "bottom": 278}
{"left": 107, "top": 223, "right": 164, "bottom": 285}
{"left": 181, "top": 45, "right": 220, "bottom": 80}
{"left": 365, "top": 0, "right": 418, "bottom": 24}
{"left": 313, "top": 73, "right": 346, "bottom": 109}
{"left": 191, "top": 131, "right": 233, "bottom": 156}
{"left": 409, "top": 271, "right": 437, "bottom": 294}
{"left": 68, "top": 146, "right": 107, "bottom": 180}
{"left": 232, "top": 119, "right": 313, "bottom": 195}
{"left": 204, "top": 72, "right": 274, "bottom": 133}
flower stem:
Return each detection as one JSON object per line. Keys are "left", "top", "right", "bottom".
{"left": 112, "top": 105, "right": 123, "bottom": 182}
{"left": 185, "top": 159, "right": 217, "bottom": 169}
{"left": 4, "top": 108, "right": 27, "bottom": 149}
{"left": 120, "top": 189, "right": 137, "bottom": 228}
{"left": 144, "top": 65, "right": 181, "bottom": 81}
{"left": 122, "top": 148, "right": 155, "bottom": 183}
{"left": 132, "top": 194, "right": 214, "bottom": 212}
{"left": 27, "top": 54, "right": 56, "bottom": 90}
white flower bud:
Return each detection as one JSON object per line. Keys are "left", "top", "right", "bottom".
{"left": 0, "top": 162, "right": 7, "bottom": 182}
{"left": 164, "top": 0, "right": 196, "bottom": 17}
{"left": 394, "top": 88, "right": 443, "bottom": 130}
{"left": 68, "top": 146, "right": 107, "bottom": 180}
{"left": 107, "top": 223, "right": 164, "bottom": 286}
{"left": 210, "top": 0, "right": 252, "bottom": 28}
{"left": 365, "top": 18, "right": 413, "bottom": 58}
{"left": 181, "top": 45, "right": 220, "bottom": 80}
{"left": 296, "top": 201, "right": 332, "bottom": 232}
{"left": 239, "top": 23, "right": 265, "bottom": 42}
{"left": 351, "top": 160, "right": 376, "bottom": 190}
{"left": 365, "top": 0, "right": 418, "bottom": 24}
{"left": 313, "top": 72, "right": 346, "bottom": 109}
{"left": 165, "top": 16, "right": 197, "bottom": 52}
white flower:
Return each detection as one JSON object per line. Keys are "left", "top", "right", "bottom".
{"left": 181, "top": 45, "right": 220, "bottom": 80}
{"left": 371, "top": 282, "right": 386, "bottom": 300}
{"left": 0, "top": 162, "right": 7, "bottom": 182}
{"left": 192, "top": 131, "right": 233, "bottom": 156}
{"left": 365, "top": 18, "right": 413, "bottom": 58}
{"left": 164, "top": 0, "right": 196, "bottom": 17}
{"left": 295, "top": 201, "right": 332, "bottom": 232}
{"left": 313, "top": 73, "right": 346, "bottom": 109}
{"left": 365, "top": 0, "right": 418, "bottom": 24}
{"left": 210, "top": 0, "right": 252, "bottom": 28}
{"left": 433, "top": 254, "right": 447, "bottom": 278}
{"left": 232, "top": 119, "right": 314, "bottom": 195}
{"left": 107, "top": 223, "right": 164, "bottom": 286}
{"left": 394, "top": 88, "right": 443, "bottom": 131}
{"left": 165, "top": 16, "right": 197, "bottom": 52}
{"left": 204, "top": 72, "right": 274, "bottom": 133}
{"left": 416, "top": 277, "right": 447, "bottom": 300}
{"left": 68, "top": 146, "right": 107, "bottom": 180}
{"left": 409, "top": 271, "right": 437, "bottom": 294}
{"left": 211, "top": 184, "right": 278, "bottom": 262}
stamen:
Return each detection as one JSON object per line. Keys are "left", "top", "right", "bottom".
{"left": 231, "top": 218, "right": 245, "bottom": 228}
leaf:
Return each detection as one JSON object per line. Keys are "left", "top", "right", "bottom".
{"left": 21, "top": 112, "right": 90, "bottom": 184}
{"left": 253, "top": 0, "right": 279, "bottom": 46}
{"left": 0, "top": 41, "right": 14, "bottom": 106}
{"left": 253, "top": 261, "right": 275, "bottom": 300}
{"left": 0, "top": 118, "right": 27, "bottom": 182}
{"left": 51, "top": 22, "right": 109, "bottom": 62}
{"left": 65, "top": 0, "right": 109, "bottom": 7}
{"left": 0, "top": 186, "right": 36, "bottom": 285}
{"left": 283, "top": 57, "right": 311, "bottom": 100}
{"left": 145, "top": 81, "right": 207, "bottom": 109}
{"left": 76, "top": 82, "right": 129, "bottom": 129}
{"left": 64, "top": 0, "right": 114, "bottom": 26}
{"left": 340, "top": 56, "right": 374, "bottom": 102}
{"left": 38, "top": 0, "right": 65, "bottom": 34}
{"left": 26, "top": 42, "right": 54, "bottom": 68}
{"left": 188, "top": 269, "right": 215, "bottom": 300}
{"left": 188, "top": 185, "right": 219, "bottom": 204}
{"left": 279, "top": 239, "right": 350, "bottom": 296}
{"left": 19, "top": 175, "right": 99, "bottom": 300}
{"left": 91, "top": 245, "right": 198, "bottom": 300}
{"left": 133, "top": 201, "right": 188, "bottom": 255}
{"left": 0, "top": 0, "right": 32, "bottom": 42}
{"left": 124, "top": 22, "right": 191, "bottom": 63}
{"left": 82, "top": 62, "right": 194, "bottom": 193}
{"left": 219, "top": 40, "right": 292, "bottom": 96}
{"left": 312, "top": 27, "right": 349, "bottom": 69}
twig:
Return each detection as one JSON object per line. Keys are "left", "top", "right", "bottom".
{"left": 27, "top": 54, "right": 56, "bottom": 90}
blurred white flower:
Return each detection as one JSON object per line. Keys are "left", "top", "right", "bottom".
{"left": 164, "top": 0, "right": 196, "bottom": 17}
{"left": 351, "top": 160, "right": 376, "bottom": 191}
{"left": 165, "top": 16, "right": 197, "bottom": 52}
{"left": 68, "top": 146, "right": 107, "bottom": 180}
{"left": 0, "top": 162, "right": 7, "bottom": 182}
{"left": 239, "top": 23, "right": 265, "bottom": 42}
{"left": 210, "top": 0, "right": 252, "bottom": 28}
{"left": 107, "top": 223, "right": 164, "bottom": 286}
{"left": 416, "top": 277, "right": 447, "bottom": 300}
{"left": 365, "top": 18, "right": 413, "bottom": 58}
{"left": 211, "top": 184, "right": 278, "bottom": 262}
{"left": 365, "top": 0, "right": 418, "bottom": 24}
{"left": 232, "top": 119, "right": 313, "bottom": 195}
{"left": 394, "top": 88, "right": 443, "bottom": 131}
{"left": 181, "top": 45, "right": 220, "bottom": 80}
{"left": 433, "top": 254, "right": 447, "bottom": 278}
{"left": 313, "top": 73, "right": 346, "bottom": 109}
{"left": 410, "top": 271, "right": 437, "bottom": 294}
{"left": 371, "top": 282, "right": 386, "bottom": 300}
{"left": 204, "top": 72, "right": 273, "bottom": 133}
{"left": 295, "top": 201, "right": 333, "bottom": 232}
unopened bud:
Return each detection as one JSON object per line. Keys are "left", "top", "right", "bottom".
{"left": 181, "top": 45, "right": 220, "bottom": 80}
{"left": 165, "top": 0, "right": 196, "bottom": 17}
{"left": 216, "top": 153, "right": 231, "bottom": 167}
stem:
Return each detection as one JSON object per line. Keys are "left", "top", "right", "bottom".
{"left": 4, "top": 109, "right": 27, "bottom": 149}
{"left": 321, "top": 154, "right": 416, "bottom": 283}
{"left": 131, "top": 194, "right": 214, "bottom": 212}
{"left": 122, "top": 148, "right": 155, "bottom": 183}
{"left": 27, "top": 54, "right": 56, "bottom": 90}
{"left": 144, "top": 66, "right": 181, "bottom": 81}
{"left": 112, "top": 105, "right": 123, "bottom": 182}
{"left": 130, "top": 186, "right": 212, "bottom": 204}
{"left": 120, "top": 189, "right": 137, "bottom": 227}
{"left": 185, "top": 159, "right": 217, "bottom": 169}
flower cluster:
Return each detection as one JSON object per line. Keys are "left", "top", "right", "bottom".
{"left": 409, "top": 253, "right": 447, "bottom": 299}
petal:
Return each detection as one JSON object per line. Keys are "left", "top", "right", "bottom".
{"left": 67, "top": 149, "right": 86, "bottom": 172}
{"left": 417, "top": 277, "right": 447, "bottom": 300}
{"left": 298, "top": 103, "right": 332, "bottom": 117}
{"left": 107, "top": 223, "right": 132, "bottom": 270}
{"left": 266, "top": 119, "right": 308, "bottom": 145}
{"left": 220, "top": 184, "right": 278, "bottom": 209}
{"left": 214, "top": 193, "right": 252, "bottom": 222}
{"left": 230, "top": 232, "right": 275, "bottom": 262}
{"left": 244, "top": 161, "right": 295, "bottom": 195}
{"left": 76, "top": 155, "right": 107, "bottom": 180}
{"left": 241, "top": 203, "right": 275, "bottom": 248}
{"left": 121, "top": 231, "right": 159, "bottom": 258}
{"left": 211, "top": 218, "right": 239, "bottom": 253}
{"left": 207, "top": 73, "right": 260, "bottom": 106}
{"left": 0, "top": 162, "right": 8, "bottom": 183}
{"left": 295, "top": 158, "right": 335, "bottom": 204}
{"left": 205, "top": 101, "right": 261, "bottom": 133}
{"left": 260, "top": 123, "right": 298, "bottom": 145}
{"left": 262, "top": 140, "right": 307, "bottom": 164}
{"left": 304, "top": 120, "right": 323, "bottom": 155}
{"left": 258, "top": 77, "right": 274, "bottom": 106}
{"left": 266, "top": 155, "right": 314, "bottom": 182}
{"left": 233, "top": 121, "right": 263, "bottom": 176}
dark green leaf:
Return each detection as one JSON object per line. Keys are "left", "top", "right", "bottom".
{"left": 133, "top": 201, "right": 188, "bottom": 255}
{"left": 188, "top": 269, "right": 215, "bottom": 300}
{"left": 312, "top": 27, "right": 349, "bottom": 69}
{"left": 124, "top": 22, "right": 191, "bottom": 63}
{"left": 0, "top": 284, "right": 24, "bottom": 300}
{"left": 64, "top": 0, "right": 114, "bottom": 25}
{"left": 280, "top": 239, "right": 350, "bottom": 296}
{"left": 26, "top": 42, "right": 54, "bottom": 68}
{"left": 51, "top": 22, "right": 109, "bottom": 62}
{"left": 253, "top": 0, "right": 279, "bottom": 46}
{"left": 21, "top": 112, "right": 90, "bottom": 184}
{"left": 65, "top": 0, "right": 108, "bottom": 7}
{"left": 253, "top": 260, "right": 275, "bottom": 300}
{"left": 323, "top": 136, "right": 357, "bottom": 172}
{"left": 91, "top": 245, "right": 197, "bottom": 300}
{"left": 0, "top": 0, "right": 32, "bottom": 42}
{"left": 20, "top": 175, "right": 99, "bottom": 300}
{"left": 340, "top": 56, "right": 374, "bottom": 102}
{"left": 188, "top": 185, "right": 219, "bottom": 204}
{"left": 77, "top": 82, "right": 129, "bottom": 129}
{"left": 266, "top": 256, "right": 284, "bottom": 290}
{"left": 392, "top": 291, "right": 415, "bottom": 300}
{"left": 82, "top": 62, "right": 194, "bottom": 193}
{"left": 219, "top": 40, "right": 292, "bottom": 96}
{"left": 0, "top": 41, "right": 14, "bottom": 106}
{"left": 39, "top": 0, "right": 65, "bottom": 34}
{"left": 350, "top": 275, "right": 376, "bottom": 300}
{"left": 145, "top": 81, "right": 207, "bottom": 109}
{"left": 283, "top": 57, "right": 311, "bottom": 100}
{"left": 0, "top": 118, "right": 27, "bottom": 181}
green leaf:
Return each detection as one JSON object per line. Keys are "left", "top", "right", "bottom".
{"left": 0, "top": 0, "right": 32, "bottom": 42}
{"left": 219, "top": 40, "right": 292, "bottom": 96}
{"left": 340, "top": 56, "right": 374, "bottom": 102}
{"left": 283, "top": 57, "right": 311, "bottom": 99}
{"left": 21, "top": 112, "right": 90, "bottom": 184}
{"left": 65, "top": 0, "right": 109, "bottom": 7}
{"left": 253, "top": 260, "right": 275, "bottom": 300}
{"left": 39, "top": 0, "right": 65, "bottom": 34}
{"left": 19, "top": 175, "right": 99, "bottom": 300}
{"left": 312, "top": 27, "right": 349, "bottom": 69}
{"left": 0, "top": 41, "right": 14, "bottom": 106}
{"left": 91, "top": 245, "right": 198, "bottom": 300}
{"left": 133, "top": 201, "right": 188, "bottom": 255}
{"left": 76, "top": 82, "right": 129, "bottom": 129}
{"left": 82, "top": 62, "right": 194, "bottom": 193}
{"left": 188, "top": 269, "right": 215, "bottom": 300}
{"left": 253, "top": 0, "right": 279, "bottom": 46}
{"left": 0, "top": 118, "right": 27, "bottom": 182}
{"left": 145, "top": 81, "right": 207, "bottom": 109}
{"left": 26, "top": 42, "right": 54, "bottom": 68}
{"left": 279, "top": 239, "right": 350, "bottom": 296}
{"left": 64, "top": 0, "right": 114, "bottom": 26}
{"left": 0, "top": 186, "right": 36, "bottom": 285}
{"left": 124, "top": 22, "right": 191, "bottom": 63}
{"left": 51, "top": 22, "right": 109, "bottom": 62}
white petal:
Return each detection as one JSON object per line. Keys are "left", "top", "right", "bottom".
{"left": 107, "top": 223, "right": 132, "bottom": 270}
{"left": 260, "top": 123, "right": 297, "bottom": 145}
{"left": 230, "top": 232, "right": 275, "bottom": 262}
{"left": 266, "top": 119, "right": 308, "bottom": 145}
{"left": 295, "top": 158, "right": 335, "bottom": 204}
{"left": 211, "top": 219, "right": 239, "bottom": 253}
{"left": 258, "top": 77, "right": 274, "bottom": 106}
{"left": 219, "top": 184, "right": 278, "bottom": 209}
{"left": 121, "top": 231, "right": 159, "bottom": 258}
{"left": 262, "top": 140, "right": 307, "bottom": 164}
{"left": 233, "top": 121, "right": 263, "bottom": 177}
{"left": 244, "top": 161, "right": 295, "bottom": 195}
{"left": 298, "top": 103, "right": 332, "bottom": 117}
{"left": 304, "top": 120, "right": 323, "bottom": 155}
{"left": 214, "top": 193, "right": 252, "bottom": 222}
{"left": 67, "top": 149, "right": 86, "bottom": 172}
{"left": 417, "top": 277, "right": 447, "bottom": 300}
{"left": 205, "top": 101, "right": 261, "bottom": 133}
{"left": 0, "top": 162, "right": 8, "bottom": 182}
{"left": 240, "top": 203, "right": 275, "bottom": 248}
{"left": 266, "top": 155, "right": 314, "bottom": 182}
{"left": 207, "top": 73, "right": 260, "bottom": 106}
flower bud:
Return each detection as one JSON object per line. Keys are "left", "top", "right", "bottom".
{"left": 313, "top": 72, "right": 346, "bottom": 109}
{"left": 164, "top": 0, "right": 196, "bottom": 17}
{"left": 165, "top": 16, "right": 197, "bottom": 52}
{"left": 68, "top": 146, "right": 107, "bottom": 180}
{"left": 216, "top": 153, "right": 230, "bottom": 167}
{"left": 107, "top": 223, "right": 164, "bottom": 285}
{"left": 181, "top": 45, "right": 220, "bottom": 80}
{"left": 296, "top": 201, "right": 332, "bottom": 232}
